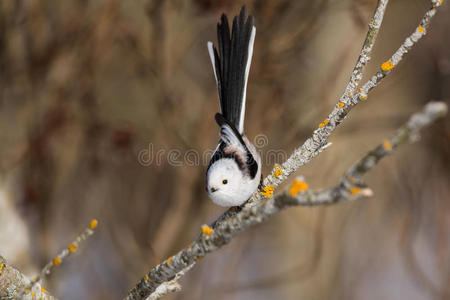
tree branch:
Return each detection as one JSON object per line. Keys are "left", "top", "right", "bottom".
{"left": 277, "top": 101, "right": 447, "bottom": 207}
{"left": 0, "top": 255, "right": 55, "bottom": 300}
{"left": 127, "top": 100, "right": 447, "bottom": 300}
{"left": 125, "top": 1, "right": 446, "bottom": 299}
{"left": 0, "top": 219, "right": 98, "bottom": 299}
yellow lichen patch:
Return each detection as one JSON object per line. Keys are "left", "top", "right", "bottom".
{"left": 261, "top": 185, "right": 274, "bottom": 197}
{"left": 41, "top": 287, "right": 46, "bottom": 293}
{"left": 359, "top": 94, "right": 368, "bottom": 101}
{"left": 318, "top": 119, "right": 329, "bottom": 128}
{"left": 201, "top": 225, "right": 213, "bottom": 236}
{"left": 273, "top": 165, "right": 283, "bottom": 177}
{"left": 289, "top": 179, "right": 309, "bottom": 196}
{"left": 418, "top": 25, "right": 424, "bottom": 33}
{"left": 167, "top": 256, "right": 173, "bottom": 263}
{"left": 347, "top": 92, "right": 351, "bottom": 96}
{"left": 433, "top": 0, "right": 443, "bottom": 7}
{"left": 89, "top": 219, "right": 98, "bottom": 229}
{"left": 144, "top": 275, "right": 149, "bottom": 281}
{"left": 383, "top": 140, "right": 392, "bottom": 151}
{"left": 350, "top": 187, "right": 361, "bottom": 195}
{"left": 31, "top": 292, "right": 35, "bottom": 297}
{"left": 53, "top": 257, "right": 62, "bottom": 266}
{"left": 338, "top": 102, "right": 344, "bottom": 108}
{"left": 68, "top": 243, "right": 78, "bottom": 253}
{"left": 381, "top": 61, "right": 395, "bottom": 71}
{"left": 0, "top": 263, "right": 4, "bottom": 274}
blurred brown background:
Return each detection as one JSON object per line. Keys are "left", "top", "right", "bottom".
{"left": 0, "top": 0, "right": 449, "bottom": 299}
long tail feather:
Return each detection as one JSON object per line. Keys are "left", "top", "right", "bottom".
{"left": 207, "top": 6, "right": 255, "bottom": 133}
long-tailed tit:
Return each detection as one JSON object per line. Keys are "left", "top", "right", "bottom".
{"left": 206, "top": 6, "right": 261, "bottom": 207}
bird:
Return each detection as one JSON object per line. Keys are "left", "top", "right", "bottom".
{"left": 205, "top": 6, "right": 261, "bottom": 207}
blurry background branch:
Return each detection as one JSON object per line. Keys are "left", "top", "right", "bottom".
{"left": 0, "top": 220, "right": 97, "bottom": 299}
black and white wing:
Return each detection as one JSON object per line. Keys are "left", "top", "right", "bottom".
{"left": 207, "top": 6, "right": 256, "bottom": 134}
{"left": 213, "top": 113, "right": 258, "bottom": 179}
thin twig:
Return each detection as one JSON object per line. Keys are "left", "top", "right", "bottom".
{"left": 17, "top": 219, "right": 99, "bottom": 298}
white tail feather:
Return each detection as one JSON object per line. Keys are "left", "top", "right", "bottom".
{"left": 238, "top": 26, "right": 256, "bottom": 133}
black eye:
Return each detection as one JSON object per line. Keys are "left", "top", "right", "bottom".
{"left": 222, "top": 179, "right": 228, "bottom": 185}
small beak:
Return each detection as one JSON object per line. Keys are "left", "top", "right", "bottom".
{"left": 210, "top": 187, "right": 218, "bottom": 193}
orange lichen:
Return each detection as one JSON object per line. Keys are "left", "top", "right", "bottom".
{"left": 145, "top": 275, "right": 149, "bottom": 281}
{"left": 167, "top": 256, "right": 173, "bottom": 263}
{"left": 418, "top": 25, "right": 424, "bottom": 33}
{"left": 289, "top": 179, "right": 309, "bottom": 196}
{"left": 350, "top": 187, "right": 361, "bottom": 195}
{"left": 432, "top": 0, "right": 443, "bottom": 7}
{"left": 381, "top": 61, "right": 395, "bottom": 71}
{"left": 230, "top": 206, "right": 237, "bottom": 211}
{"left": 338, "top": 102, "right": 344, "bottom": 108}
{"left": 201, "top": 225, "right": 213, "bottom": 236}
{"left": 273, "top": 165, "right": 283, "bottom": 177}
{"left": 318, "top": 119, "right": 329, "bottom": 128}
{"left": 383, "top": 140, "right": 392, "bottom": 151}
{"left": 359, "top": 94, "right": 368, "bottom": 101}
{"left": 68, "top": 243, "right": 78, "bottom": 253}
{"left": 0, "top": 263, "right": 4, "bottom": 274}
{"left": 195, "top": 256, "right": 203, "bottom": 261}
{"left": 261, "top": 185, "right": 274, "bottom": 197}
{"left": 53, "top": 257, "right": 62, "bottom": 266}
{"left": 89, "top": 219, "right": 98, "bottom": 229}
{"left": 41, "top": 287, "right": 46, "bottom": 293}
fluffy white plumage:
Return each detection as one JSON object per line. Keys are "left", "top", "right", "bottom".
{"left": 206, "top": 136, "right": 261, "bottom": 206}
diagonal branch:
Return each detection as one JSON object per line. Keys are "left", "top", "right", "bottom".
{"left": 4, "top": 219, "right": 99, "bottom": 299}
{"left": 0, "top": 255, "right": 56, "bottom": 300}
{"left": 278, "top": 102, "right": 447, "bottom": 207}
{"left": 125, "top": 1, "right": 445, "bottom": 299}
{"left": 211, "top": 0, "right": 389, "bottom": 231}
{"left": 126, "top": 100, "right": 447, "bottom": 300}
{"left": 261, "top": 0, "right": 441, "bottom": 192}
